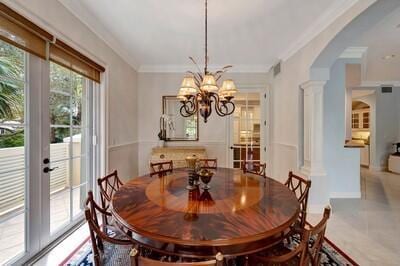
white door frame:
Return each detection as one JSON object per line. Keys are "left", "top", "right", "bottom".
{"left": 226, "top": 86, "right": 269, "bottom": 168}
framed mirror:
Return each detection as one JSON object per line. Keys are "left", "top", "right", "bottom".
{"left": 161, "top": 96, "right": 199, "bottom": 141}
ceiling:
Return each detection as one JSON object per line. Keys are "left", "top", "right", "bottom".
{"left": 59, "top": 0, "right": 357, "bottom": 72}
{"left": 357, "top": 6, "right": 400, "bottom": 81}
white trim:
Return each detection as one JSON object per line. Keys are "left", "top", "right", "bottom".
{"left": 339, "top": 47, "right": 368, "bottom": 59}
{"left": 108, "top": 140, "right": 139, "bottom": 150}
{"left": 330, "top": 192, "right": 361, "bottom": 198}
{"left": 138, "top": 64, "right": 270, "bottom": 73}
{"left": 281, "top": 0, "right": 358, "bottom": 61}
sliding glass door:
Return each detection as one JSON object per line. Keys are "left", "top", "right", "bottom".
{"left": 0, "top": 40, "right": 98, "bottom": 265}
{"left": 0, "top": 39, "right": 27, "bottom": 265}
{"left": 47, "top": 63, "right": 93, "bottom": 236}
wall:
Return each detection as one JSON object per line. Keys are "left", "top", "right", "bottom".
{"left": 355, "top": 88, "right": 400, "bottom": 170}
{"left": 265, "top": 0, "right": 400, "bottom": 212}
{"left": 7, "top": 0, "right": 139, "bottom": 181}
{"left": 324, "top": 59, "right": 360, "bottom": 198}
{"left": 137, "top": 72, "right": 268, "bottom": 175}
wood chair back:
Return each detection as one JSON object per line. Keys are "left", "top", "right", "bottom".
{"left": 308, "top": 207, "right": 331, "bottom": 266}
{"left": 85, "top": 191, "right": 133, "bottom": 266}
{"left": 285, "top": 171, "right": 311, "bottom": 228}
{"left": 150, "top": 160, "right": 173, "bottom": 177}
{"left": 198, "top": 158, "right": 218, "bottom": 169}
{"left": 242, "top": 160, "right": 266, "bottom": 178}
{"left": 252, "top": 230, "right": 311, "bottom": 265}
{"left": 97, "top": 170, "right": 123, "bottom": 210}
{"left": 130, "top": 248, "right": 224, "bottom": 266}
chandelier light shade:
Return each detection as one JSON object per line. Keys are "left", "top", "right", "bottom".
{"left": 176, "top": 0, "right": 238, "bottom": 123}
{"left": 201, "top": 74, "right": 219, "bottom": 92}
{"left": 180, "top": 76, "right": 197, "bottom": 93}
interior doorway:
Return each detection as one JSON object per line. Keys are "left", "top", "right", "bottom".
{"left": 228, "top": 91, "right": 267, "bottom": 169}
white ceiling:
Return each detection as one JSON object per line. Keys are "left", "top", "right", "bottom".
{"left": 59, "top": 0, "right": 357, "bottom": 72}
{"left": 357, "top": 6, "right": 400, "bottom": 81}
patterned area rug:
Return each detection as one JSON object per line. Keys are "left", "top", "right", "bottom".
{"left": 60, "top": 236, "right": 358, "bottom": 266}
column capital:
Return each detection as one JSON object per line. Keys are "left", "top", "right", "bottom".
{"left": 300, "top": 80, "right": 327, "bottom": 93}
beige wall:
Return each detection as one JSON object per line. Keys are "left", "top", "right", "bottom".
{"left": 137, "top": 72, "right": 268, "bottom": 175}
{"left": 266, "top": 1, "right": 379, "bottom": 184}
{"left": 7, "top": 0, "right": 139, "bottom": 180}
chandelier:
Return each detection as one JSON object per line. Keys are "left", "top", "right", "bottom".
{"left": 177, "top": 0, "right": 238, "bottom": 123}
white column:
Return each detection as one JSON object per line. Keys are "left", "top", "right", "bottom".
{"left": 300, "top": 80, "right": 329, "bottom": 213}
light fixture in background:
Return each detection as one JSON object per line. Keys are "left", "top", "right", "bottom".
{"left": 177, "top": 0, "right": 238, "bottom": 123}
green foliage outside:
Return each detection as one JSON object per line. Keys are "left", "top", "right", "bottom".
{"left": 0, "top": 130, "right": 24, "bottom": 148}
{"left": 0, "top": 39, "right": 85, "bottom": 148}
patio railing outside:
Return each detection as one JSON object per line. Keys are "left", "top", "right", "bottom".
{"left": 0, "top": 143, "right": 69, "bottom": 216}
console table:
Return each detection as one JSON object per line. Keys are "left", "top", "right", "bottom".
{"left": 388, "top": 155, "right": 400, "bottom": 174}
{"left": 150, "top": 146, "right": 207, "bottom": 168}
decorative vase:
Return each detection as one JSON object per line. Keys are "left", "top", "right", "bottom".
{"left": 185, "top": 155, "right": 198, "bottom": 190}
{"left": 198, "top": 169, "right": 213, "bottom": 190}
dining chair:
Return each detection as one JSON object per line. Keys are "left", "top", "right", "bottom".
{"left": 242, "top": 160, "right": 266, "bottom": 178}
{"left": 85, "top": 191, "right": 135, "bottom": 266}
{"left": 285, "top": 171, "right": 312, "bottom": 230}
{"left": 198, "top": 158, "right": 218, "bottom": 169}
{"left": 97, "top": 170, "right": 124, "bottom": 230}
{"left": 249, "top": 230, "right": 311, "bottom": 266}
{"left": 130, "top": 248, "right": 224, "bottom": 266}
{"left": 307, "top": 207, "right": 331, "bottom": 265}
{"left": 249, "top": 206, "right": 331, "bottom": 266}
{"left": 150, "top": 160, "right": 173, "bottom": 177}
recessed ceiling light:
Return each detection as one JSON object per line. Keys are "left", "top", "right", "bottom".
{"left": 382, "top": 54, "right": 396, "bottom": 60}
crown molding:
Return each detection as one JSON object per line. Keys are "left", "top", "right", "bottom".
{"left": 339, "top": 47, "right": 368, "bottom": 58}
{"left": 138, "top": 64, "right": 270, "bottom": 73}
{"left": 280, "top": 0, "right": 359, "bottom": 62}
{"left": 58, "top": 0, "right": 139, "bottom": 70}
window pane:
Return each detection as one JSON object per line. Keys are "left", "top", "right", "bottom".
{"left": 50, "top": 128, "right": 71, "bottom": 162}
{"left": 0, "top": 40, "right": 25, "bottom": 264}
{"left": 50, "top": 63, "right": 72, "bottom": 94}
{"left": 50, "top": 92, "right": 70, "bottom": 125}
{"left": 50, "top": 161, "right": 70, "bottom": 234}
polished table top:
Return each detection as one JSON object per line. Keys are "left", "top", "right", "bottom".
{"left": 111, "top": 168, "right": 299, "bottom": 249}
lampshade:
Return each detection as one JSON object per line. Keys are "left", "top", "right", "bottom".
{"left": 200, "top": 74, "right": 219, "bottom": 92}
{"left": 219, "top": 79, "right": 238, "bottom": 95}
{"left": 180, "top": 76, "right": 197, "bottom": 94}
{"left": 177, "top": 87, "right": 189, "bottom": 101}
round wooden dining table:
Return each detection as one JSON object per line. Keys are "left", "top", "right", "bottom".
{"left": 111, "top": 167, "right": 299, "bottom": 259}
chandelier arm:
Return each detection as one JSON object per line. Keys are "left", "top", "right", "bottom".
{"left": 211, "top": 93, "right": 228, "bottom": 116}
{"left": 211, "top": 93, "right": 236, "bottom": 116}
{"left": 179, "top": 96, "right": 197, "bottom": 117}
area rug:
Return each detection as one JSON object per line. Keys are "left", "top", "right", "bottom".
{"left": 59, "top": 236, "right": 358, "bottom": 266}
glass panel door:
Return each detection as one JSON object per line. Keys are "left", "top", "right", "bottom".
{"left": 48, "top": 63, "right": 93, "bottom": 236}
{"left": 231, "top": 93, "right": 261, "bottom": 169}
{"left": 0, "top": 40, "right": 27, "bottom": 264}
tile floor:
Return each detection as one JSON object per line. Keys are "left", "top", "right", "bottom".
{"left": 309, "top": 168, "right": 400, "bottom": 266}
{"left": 33, "top": 169, "right": 400, "bottom": 265}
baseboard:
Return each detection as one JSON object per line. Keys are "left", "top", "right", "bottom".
{"left": 369, "top": 165, "right": 387, "bottom": 171}
{"left": 308, "top": 204, "right": 331, "bottom": 214}
{"left": 330, "top": 191, "right": 361, "bottom": 198}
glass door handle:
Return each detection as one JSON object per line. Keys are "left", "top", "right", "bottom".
{"left": 43, "top": 166, "right": 58, "bottom": 173}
